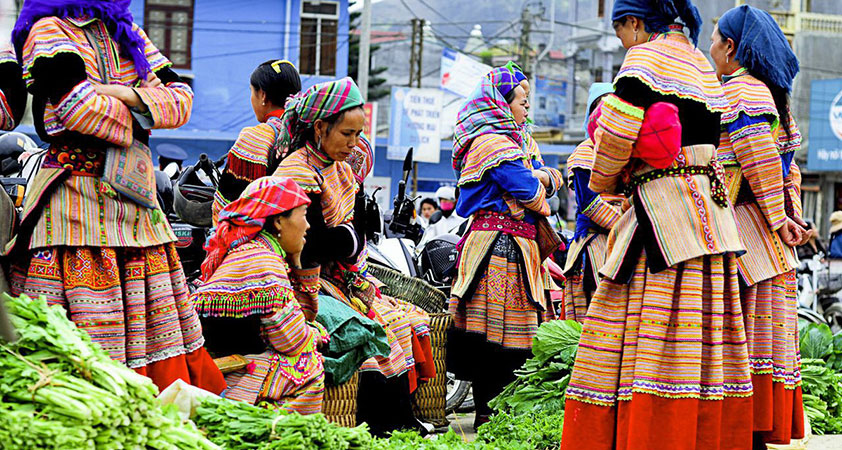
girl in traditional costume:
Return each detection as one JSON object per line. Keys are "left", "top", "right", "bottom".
{"left": 560, "top": 1, "right": 754, "bottom": 449}
{"left": 212, "top": 60, "right": 301, "bottom": 224}
{"left": 8, "top": 0, "right": 224, "bottom": 393}
{"left": 711, "top": 4, "right": 806, "bottom": 446}
{"left": 448, "top": 67, "right": 556, "bottom": 428}
{"left": 274, "top": 77, "right": 432, "bottom": 435}
{"left": 563, "top": 82, "right": 623, "bottom": 322}
{"left": 193, "top": 177, "right": 328, "bottom": 414}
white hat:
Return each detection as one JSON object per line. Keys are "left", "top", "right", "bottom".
{"left": 435, "top": 186, "right": 455, "bottom": 200}
{"left": 830, "top": 211, "right": 842, "bottom": 234}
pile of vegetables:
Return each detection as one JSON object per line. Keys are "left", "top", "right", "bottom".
{"left": 194, "top": 396, "right": 374, "bottom": 449}
{"left": 0, "top": 293, "right": 218, "bottom": 449}
{"left": 799, "top": 322, "right": 842, "bottom": 434}
{"left": 489, "top": 320, "right": 582, "bottom": 415}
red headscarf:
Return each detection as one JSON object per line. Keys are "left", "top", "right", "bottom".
{"left": 202, "top": 176, "right": 310, "bottom": 281}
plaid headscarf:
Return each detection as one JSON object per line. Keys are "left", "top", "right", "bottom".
{"left": 202, "top": 176, "right": 310, "bottom": 281}
{"left": 452, "top": 67, "right": 523, "bottom": 174}
{"left": 278, "top": 77, "right": 370, "bottom": 160}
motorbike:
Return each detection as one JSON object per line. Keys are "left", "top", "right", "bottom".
{"left": 797, "top": 251, "right": 842, "bottom": 332}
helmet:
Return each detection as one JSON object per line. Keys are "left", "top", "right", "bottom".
{"left": 173, "top": 163, "right": 215, "bottom": 227}
{"left": 420, "top": 233, "right": 460, "bottom": 284}
{"left": 434, "top": 185, "right": 455, "bottom": 200}
{"left": 0, "top": 132, "right": 37, "bottom": 159}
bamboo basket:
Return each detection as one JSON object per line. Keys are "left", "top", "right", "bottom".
{"left": 322, "top": 372, "right": 360, "bottom": 427}
{"left": 367, "top": 263, "right": 452, "bottom": 427}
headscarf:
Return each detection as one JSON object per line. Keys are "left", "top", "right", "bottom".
{"left": 718, "top": 5, "right": 799, "bottom": 92}
{"left": 583, "top": 82, "right": 614, "bottom": 131}
{"left": 202, "top": 176, "right": 310, "bottom": 281}
{"left": 612, "top": 0, "right": 703, "bottom": 46}
{"left": 12, "top": 0, "right": 151, "bottom": 78}
{"left": 278, "top": 77, "right": 369, "bottom": 160}
{"left": 505, "top": 61, "right": 527, "bottom": 83}
{"left": 452, "top": 67, "right": 523, "bottom": 174}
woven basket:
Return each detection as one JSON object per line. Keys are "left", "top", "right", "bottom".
{"left": 366, "top": 264, "right": 451, "bottom": 427}
{"left": 323, "top": 371, "right": 359, "bottom": 427}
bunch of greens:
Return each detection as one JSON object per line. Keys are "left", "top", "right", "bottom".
{"left": 475, "top": 410, "right": 565, "bottom": 450}
{"left": 371, "top": 429, "right": 480, "bottom": 449}
{"left": 193, "top": 396, "right": 374, "bottom": 449}
{"left": 489, "top": 320, "right": 582, "bottom": 415}
{"left": 0, "top": 293, "right": 218, "bottom": 449}
{"left": 801, "top": 358, "right": 842, "bottom": 434}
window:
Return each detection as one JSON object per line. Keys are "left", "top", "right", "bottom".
{"left": 300, "top": 1, "right": 339, "bottom": 76}
{"left": 144, "top": 0, "right": 194, "bottom": 69}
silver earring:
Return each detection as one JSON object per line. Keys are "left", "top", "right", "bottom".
{"left": 262, "top": 101, "right": 266, "bottom": 106}
{"left": 316, "top": 136, "right": 322, "bottom": 150}
{"left": 726, "top": 55, "right": 730, "bottom": 64}
{"left": 634, "top": 30, "right": 638, "bottom": 42}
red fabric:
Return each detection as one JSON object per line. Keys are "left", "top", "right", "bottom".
{"left": 263, "top": 108, "right": 285, "bottom": 121}
{"left": 633, "top": 102, "right": 682, "bottom": 169}
{"left": 134, "top": 347, "right": 226, "bottom": 394}
{"left": 751, "top": 373, "right": 805, "bottom": 444}
{"left": 560, "top": 393, "right": 753, "bottom": 450}
{"left": 407, "top": 331, "right": 437, "bottom": 393}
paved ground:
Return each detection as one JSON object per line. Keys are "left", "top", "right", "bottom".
{"left": 435, "top": 412, "right": 842, "bottom": 448}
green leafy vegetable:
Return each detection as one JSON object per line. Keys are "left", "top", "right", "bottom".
{"left": 800, "top": 323, "right": 835, "bottom": 359}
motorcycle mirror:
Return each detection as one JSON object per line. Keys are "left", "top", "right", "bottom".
{"left": 402, "top": 147, "right": 414, "bottom": 174}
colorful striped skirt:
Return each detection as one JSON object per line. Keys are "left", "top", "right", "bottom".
{"left": 563, "top": 233, "right": 609, "bottom": 323}
{"left": 741, "top": 271, "right": 804, "bottom": 444}
{"left": 10, "top": 243, "right": 225, "bottom": 394}
{"left": 561, "top": 252, "right": 754, "bottom": 450}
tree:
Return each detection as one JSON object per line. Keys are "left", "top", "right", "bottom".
{"left": 348, "top": 1, "right": 389, "bottom": 101}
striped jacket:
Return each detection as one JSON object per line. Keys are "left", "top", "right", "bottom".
{"left": 716, "top": 73, "right": 801, "bottom": 285}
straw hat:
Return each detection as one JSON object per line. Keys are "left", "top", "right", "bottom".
{"left": 830, "top": 211, "right": 842, "bottom": 234}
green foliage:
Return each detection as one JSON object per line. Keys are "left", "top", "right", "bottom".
{"left": 0, "top": 293, "right": 217, "bottom": 449}
{"left": 801, "top": 359, "right": 842, "bottom": 434}
{"left": 800, "top": 322, "right": 835, "bottom": 359}
{"left": 476, "top": 410, "right": 565, "bottom": 450}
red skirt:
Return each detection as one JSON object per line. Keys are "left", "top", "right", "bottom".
{"left": 741, "top": 271, "right": 804, "bottom": 444}
{"left": 560, "top": 253, "right": 753, "bottom": 450}
{"left": 11, "top": 243, "right": 225, "bottom": 394}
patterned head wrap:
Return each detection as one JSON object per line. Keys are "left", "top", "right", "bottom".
{"left": 12, "top": 0, "right": 151, "bottom": 77}
{"left": 612, "top": 0, "right": 703, "bottom": 46}
{"left": 505, "top": 61, "right": 527, "bottom": 83}
{"left": 718, "top": 5, "right": 799, "bottom": 92}
{"left": 278, "top": 77, "right": 370, "bottom": 160}
{"left": 202, "top": 177, "right": 310, "bottom": 281}
{"left": 452, "top": 67, "right": 524, "bottom": 174}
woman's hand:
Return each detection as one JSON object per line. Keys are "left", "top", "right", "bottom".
{"left": 141, "top": 72, "right": 162, "bottom": 88}
{"left": 94, "top": 83, "right": 147, "bottom": 112}
{"left": 777, "top": 218, "right": 805, "bottom": 247}
{"left": 533, "top": 169, "right": 551, "bottom": 187}
{"left": 792, "top": 216, "right": 813, "bottom": 246}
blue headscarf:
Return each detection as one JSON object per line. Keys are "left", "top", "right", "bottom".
{"left": 718, "top": 5, "right": 799, "bottom": 92}
{"left": 12, "top": 0, "right": 151, "bottom": 78}
{"left": 612, "top": 0, "right": 703, "bottom": 46}
{"left": 583, "top": 82, "right": 614, "bottom": 131}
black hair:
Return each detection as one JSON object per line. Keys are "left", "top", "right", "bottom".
{"left": 718, "top": 36, "right": 793, "bottom": 138}
{"left": 611, "top": 16, "right": 632, "bottom": 30}
{"left": 263, "top": 209, "right": 295, "bottom": 234}
{"left": 420, "top": 198, "right": 438, "bottom": 210}
{"left": 588, "top": 93, "right": 611, "bottom": 116}
{"left": 250, "top": 60, "right": 301, "bottom": 108}
{"left": 504, "top": 87, "right": 518, "bottom": 104}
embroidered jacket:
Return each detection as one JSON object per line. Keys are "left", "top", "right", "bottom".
{"left": 716, "top": 73, "right": 801, "bottom": 285}
{"left": 589, "top": 31, "right": 744, "bottom": 280}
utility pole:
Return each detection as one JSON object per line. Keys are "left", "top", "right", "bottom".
{"left": 519, "top": 8, "right": 532, "bottom": 78}
{"left": 408, "top": 18, "right": 424, "bottom": 196}
{"left": 357, "top": 0, "right": 372, "bottom": 100}
{"left": 531, "top": 0, "right": 555, "bottom": 108}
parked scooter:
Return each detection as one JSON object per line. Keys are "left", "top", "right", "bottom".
{"left": 797, "top": 252, "right": 842, "bottom": 332}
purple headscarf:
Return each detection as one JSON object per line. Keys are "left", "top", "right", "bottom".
{"left": 12, "top": 0, "right": 151, "bottom": 78}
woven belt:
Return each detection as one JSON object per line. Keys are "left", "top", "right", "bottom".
{"left": 624, "top": 162, "right": 729, "bottom": 208}
{"left": 42, "top": 145, "right": 105, "bottom": 177}
{"left": 471, "top": 211, "right": 537, "bottom": 240}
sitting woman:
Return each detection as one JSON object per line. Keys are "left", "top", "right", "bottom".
{"left": 192, "top": 177, "right": 328, "bottom": 414}
{"left": 212, "top": 60, "right": 301, "bottom": 224}
{"left": 274, "top": 77, "right": 432, "bottom": 435}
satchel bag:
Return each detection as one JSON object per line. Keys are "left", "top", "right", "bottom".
{"left": 535, "top": 216, "right": 563, "bottom": 261}
{"left": 84, "top": 27, "right": 157, "bottom": 209}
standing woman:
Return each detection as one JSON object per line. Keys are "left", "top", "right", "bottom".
{"left": 193, "top": 177, "right": 328, "bottom": 414}
{"left": 448, "top": 67, "right": 555, "bottom": 428}
{"left": 8, "top": 1, "right": 225, "bottom": 393}
{"left": 711, "top": 5, "right": 806, "bottom": 445}
{"left": 274, "top": 78, "right": 432, "bottom": 435}
{"left": 560, "top": 1, "right": 754, "bottom": 449}
{"left": 562, "top": 82, "right": 622, "bottom": 322}
{"left": 212, "top": 60, "right": 301, "bottom": 225}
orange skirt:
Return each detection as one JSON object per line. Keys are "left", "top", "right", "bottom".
{"left": 11, "top": 243, "right": 225, "bottom": 394}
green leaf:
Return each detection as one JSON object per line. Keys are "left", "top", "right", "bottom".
{"left": 800, "top": 323, "right": 834, "bottom": 359}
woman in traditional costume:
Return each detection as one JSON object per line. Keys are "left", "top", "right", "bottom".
{"left": 448, "top": 67, "right": 556, "bottom": 428}
{"left": 193, "top": 177, "right": 328, "bottom": 413}
{"left": 560, "top": 1, "right": 754, "bottom": 449}
{"left": 274, "top": 77, "right": 432, "bottom": 435}
{"left": 562, "top": 82, "right": 623, "bottom": 322}
{"left": 212, "top": 60, "right": 301, "bottom": 224}
{"left": 711, "top": 5, "right": 806, "bottom": 446}
{"left": 8, "top": 0, "right": 224, "bottom": 393}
